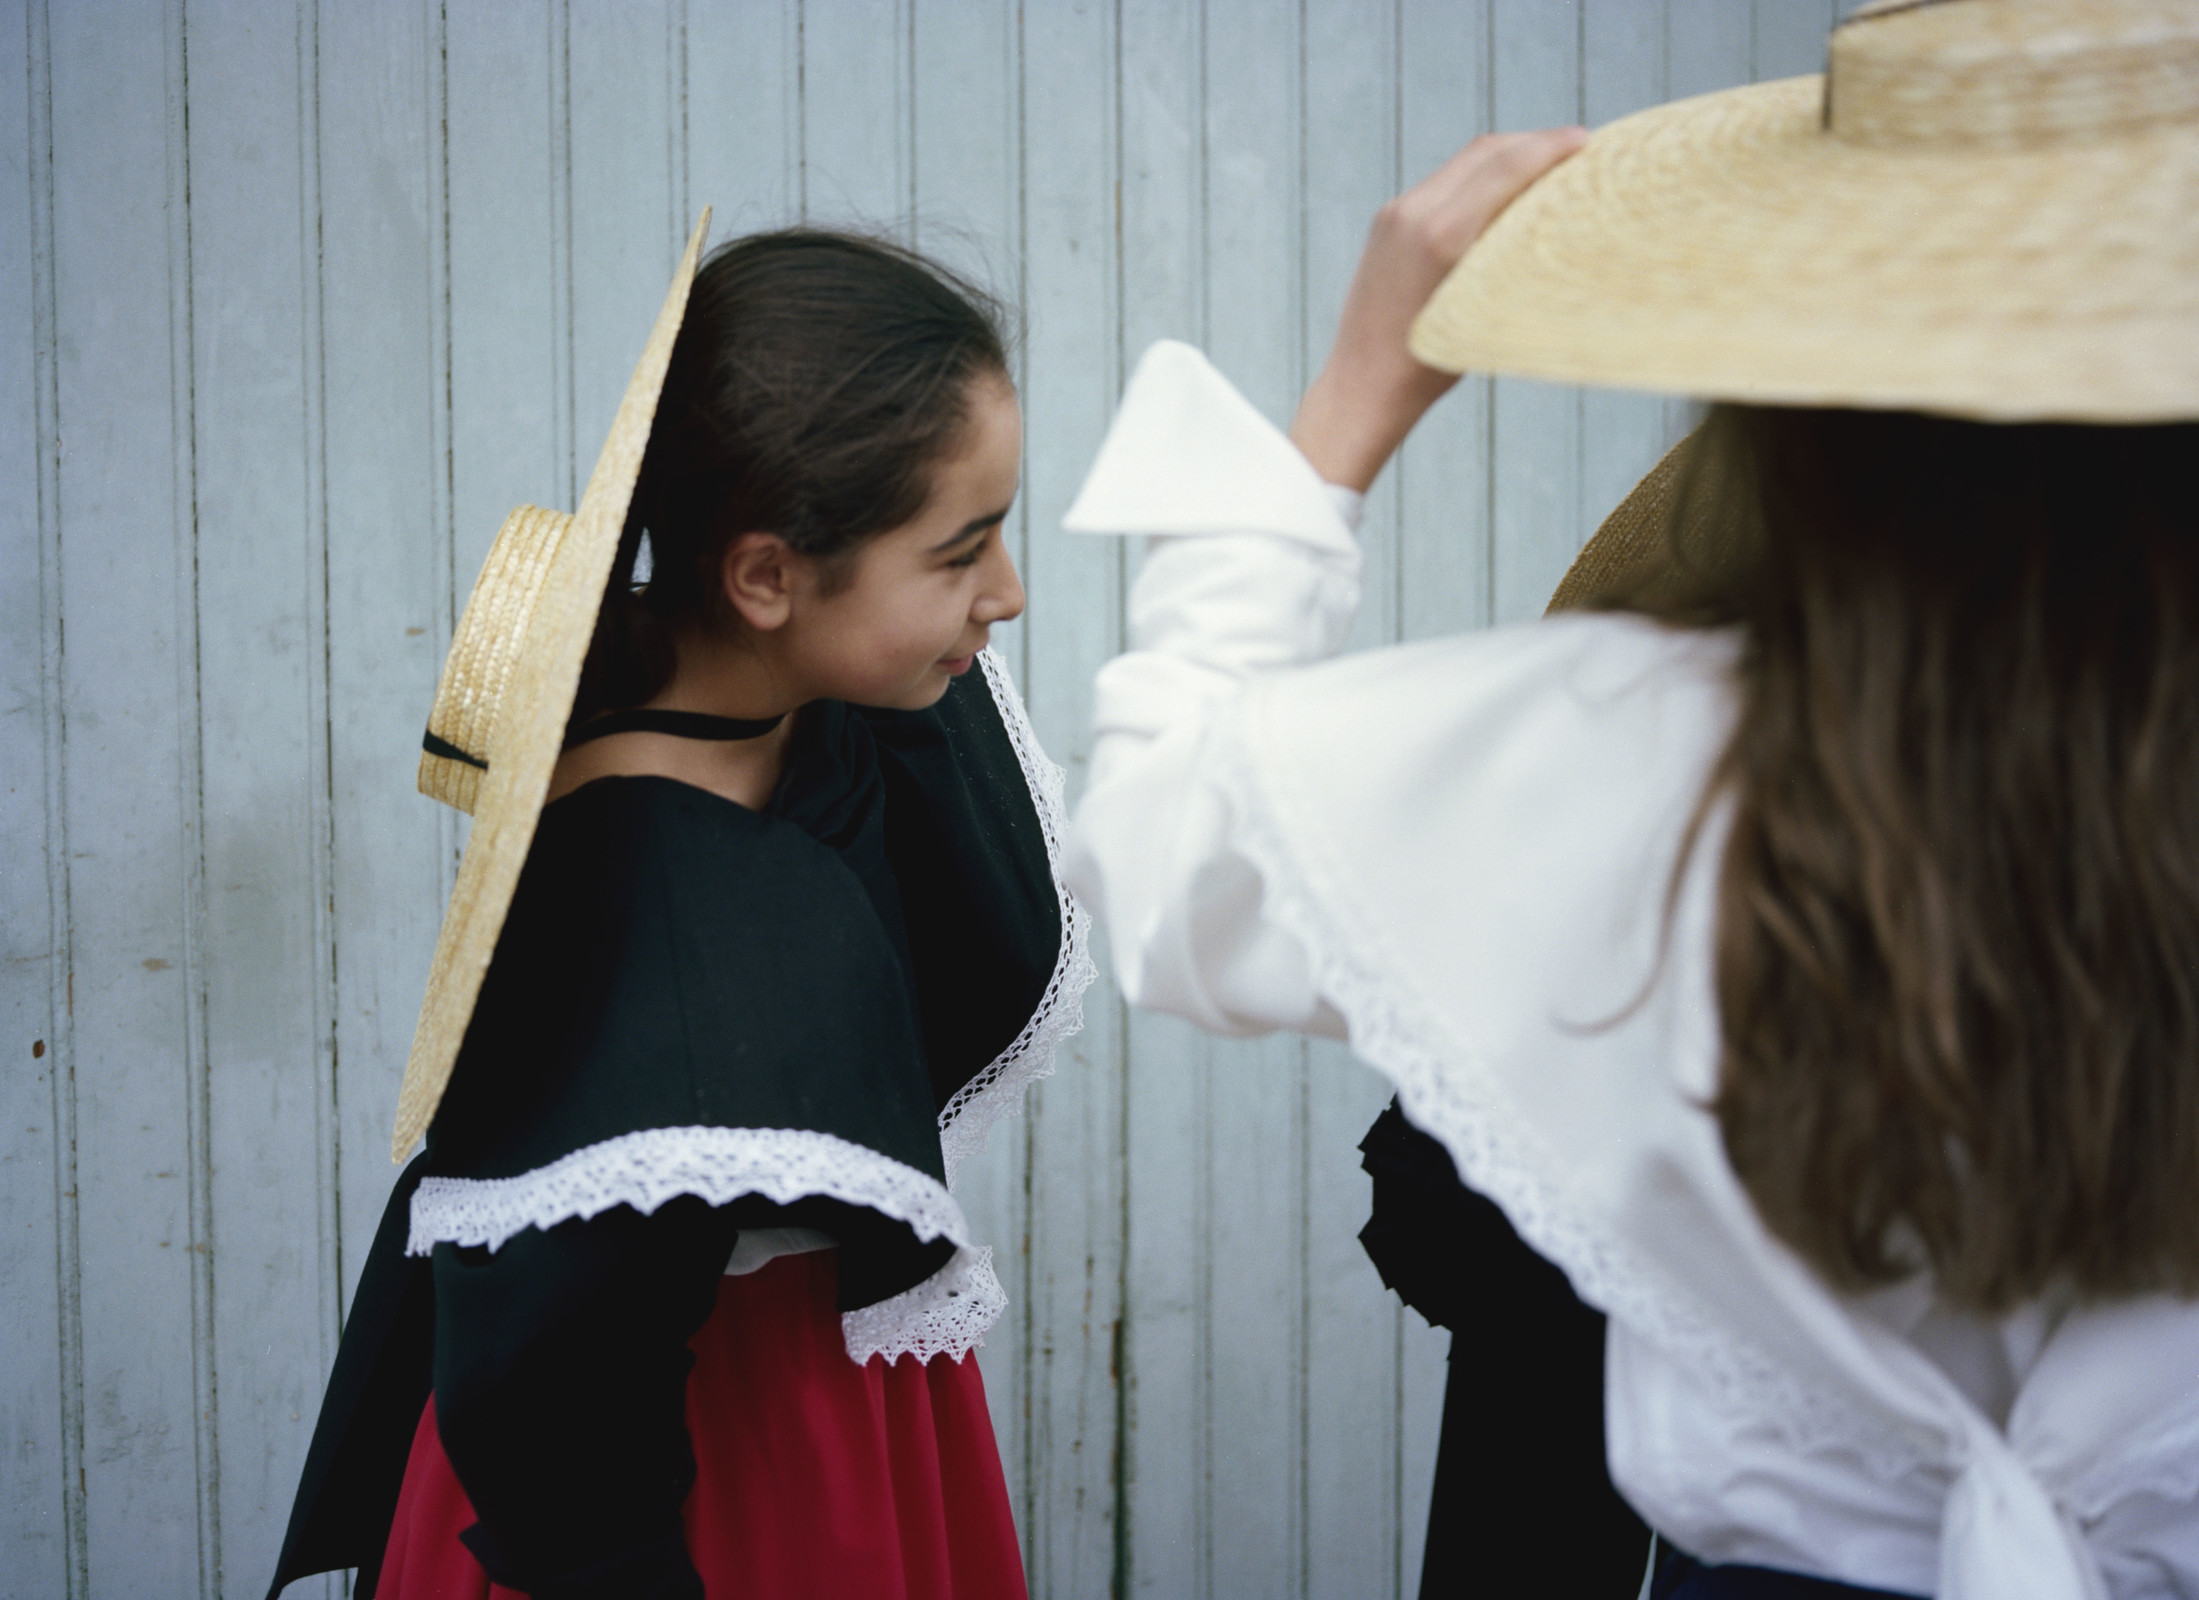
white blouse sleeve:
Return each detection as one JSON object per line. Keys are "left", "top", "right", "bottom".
{"left": 1059, "top": 341, "right": 1360, "bottom": 1040}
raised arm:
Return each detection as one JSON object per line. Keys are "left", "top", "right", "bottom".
{"left": 1061, "top": 131, "right": 1583, "bottom": 1041}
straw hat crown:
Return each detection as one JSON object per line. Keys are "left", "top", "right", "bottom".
{"left": 1410, "top": 0, "right": 2199, "bottom": 421}
{"left": 419, "top": 504, "right": 574, "bottom": 816}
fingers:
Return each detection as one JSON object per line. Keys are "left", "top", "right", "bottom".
{"left": 1288, "top": 125, "right": 1589, "bottom": 492}
{"left": 1383, "top": 127, "right": 1589, "bottom": 268}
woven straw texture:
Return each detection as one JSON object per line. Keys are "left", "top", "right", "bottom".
{"left": 392, "top": 211, "right": 711, "bottom": 1161}
{"left": 1546, "top": 431, "right": 1698, "bottom": 615}
{"left": 1411, "top": 0, "right": 2199, "bottom": 422}
{"left": 418, "top": 504, "right": 574, "bottom": 815}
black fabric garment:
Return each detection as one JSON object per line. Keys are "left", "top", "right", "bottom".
{"left": 434, "top": 1198, "right": 737, "bottom": 1600}
{"left": 1357, "top": 1098, "right": 1650, "bottom": 1599}
{"left": 268, "top": 1157, "right": 434, "bottom": 1600}
{"left": 1651, "top": 1545, "right": 1925, "bottom": 1600}
{"left": 268, "top": 671, "right": 1060, "bottom": 1600}
{"left": 863, "top": 671, "right": 1058, "bottom": 1107}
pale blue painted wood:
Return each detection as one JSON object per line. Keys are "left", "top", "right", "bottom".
{"left": 0, "top": 5, "right": 1846, "bottom": 1594}
{"left": 568, "top": 0, "right": 684, "bottom": 466}
{"left": 44, "top": 0, "right": 213, "bottom": 1590}
{"left": 1299, "top": 10, "right": 1417, "bottom": 1591}
{"left": 685, "top": 0, "right": 800, "bottom": 242}
{"left": 445, "top": 0, "right": 567, "bottom": 584}
{"left": 1014, "top": 0, "right": 1129, "bottom": 1589}
{"left": 1200, "top": 5, "right": 1315, "bottom": 1595}
{"left": 907, "top": 0, "right": 1033, "bottom": 1526}
{"left": 1114, "top": 1, "right": 1208, "bottom": 1589}
{"left": 1397, "top": 0, "right": 1496, "bottom": 644}
{"left": 800, "top": 0, "right": 912, "bottom": 230}
{"left": 182, "top": 2, "right": 339, "bottom": 1584}
{"left": 316, "top": 0, "right": 449, "bottom": 1329}
{"left": 0, "top": 0, "right": 70, "bottom": 1587}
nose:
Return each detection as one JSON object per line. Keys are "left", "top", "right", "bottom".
{"left": 974, "top": 537, "right": 1025, "bottom": 626}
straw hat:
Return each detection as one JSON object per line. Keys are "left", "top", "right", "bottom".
{"left": 1411, "top": 0, "right": 2199, "bottom": 422}
{"left": 392, "top": 210, "right": 711, "bottom": 1161}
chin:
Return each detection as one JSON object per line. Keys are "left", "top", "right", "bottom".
{"left": 855, "top": 670, "right": 954, "bottom": 712}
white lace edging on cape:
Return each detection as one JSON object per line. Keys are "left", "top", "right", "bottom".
{"left": 1207, "top": 704, "right": 1934, "bottom": 1483}
{"left": 405, "top": 1125, "right": 971, "bottom": 1257}
{"left": 842, "top": 1245, "right": 1008, "bottom": 1365}
{"left": 936, "top": 649, "right": 1099, "bottom": 1188}
{"left": 406, "top": 1125, "right": 1011, "bottom": 1362}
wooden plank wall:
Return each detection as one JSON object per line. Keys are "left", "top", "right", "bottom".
{"left": 1, "top": 2, "right": 1842, "bottom": 1594}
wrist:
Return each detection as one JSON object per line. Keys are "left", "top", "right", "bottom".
{"left": 1289, "top": 358, "right": 1454, "bottom": 492}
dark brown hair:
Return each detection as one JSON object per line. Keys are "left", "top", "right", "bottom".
{"left": 575, "top": 229, "right": 1010, "bottom": 723}
{"left": 1602, "top": 404, "right": 2199, "bottom": 1311}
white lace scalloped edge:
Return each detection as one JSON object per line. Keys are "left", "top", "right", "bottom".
{"left": 1208, "top": 708, "right": 1936, "bottom": 1485}
{"left": 842, "top": 1244, "right": 1007, "bottom": 1365}
{"left": 405, "top": 1125, "right": 971, "bottom": 1258}
{"left": 935, "top": 649, "right": 1099, "bottom": 1189}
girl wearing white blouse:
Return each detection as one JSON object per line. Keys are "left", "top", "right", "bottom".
{"left": 1061, "top": 3, "right": 2199, "bottom": 1598}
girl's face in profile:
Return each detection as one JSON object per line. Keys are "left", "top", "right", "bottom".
{"left": 781, "top": 374, "right": 1027, "bottom": 710}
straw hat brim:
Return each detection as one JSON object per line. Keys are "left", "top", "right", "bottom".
{"left": 1546, "top": 428, "right": 1700, "bottom": 615}
{"left": 1411, "top": 75, "right": 2199, "bottom": 423}
{"left": 391, "top": 212, "right": 711, "bottom": 1161}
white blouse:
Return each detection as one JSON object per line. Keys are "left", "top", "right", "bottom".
{"left": 1060, "top": 340, "right": 2199, "bottom": 1600}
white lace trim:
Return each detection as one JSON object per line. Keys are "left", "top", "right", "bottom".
{"left": 841, "top": 1245, "right": 1007, "bottom": 1366}
{"left": 405, "top": 1125, "right": 971, "bottom": 1257}
{"left": 936, "top": 649, "right": 1099, "bottom": 1188}
{"left": 1210, "top": 707, "right": 1933, "bottom": 1482}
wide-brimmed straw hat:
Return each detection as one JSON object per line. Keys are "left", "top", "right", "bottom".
{"left": 1411, "top": 0, "right": 2199, "bottom": 422}
{"left": 392, "top": 210, "right": 712, "bottom": 1161}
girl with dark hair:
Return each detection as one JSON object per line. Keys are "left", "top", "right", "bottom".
{"left": 1064, "top": 3, "right": 2199, "bottom": 1597}
{"left": 269, "top": 225, "right": 1091, "bottom": 1600}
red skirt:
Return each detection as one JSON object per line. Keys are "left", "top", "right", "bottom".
{"left": 375, "top": 1249, "right": 1028, "bottom": 1599}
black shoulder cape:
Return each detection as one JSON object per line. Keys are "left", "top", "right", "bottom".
{"left": 269, "top": 659, "right": 1086, "bottom": 1598}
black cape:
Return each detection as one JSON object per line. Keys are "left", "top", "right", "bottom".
{"left": 269, "top": 665, "right": 1074, "bottom": 1598}
{"left": 1358, "top": 1098, "right": 1650, "bottom": 1597}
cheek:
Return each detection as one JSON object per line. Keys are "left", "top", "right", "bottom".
{"left": 827, "top": 585, "right": 966, "bottom": 683}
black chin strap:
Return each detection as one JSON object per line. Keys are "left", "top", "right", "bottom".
{"left": 563, "top": 708, "right": 786, "bottom": 750}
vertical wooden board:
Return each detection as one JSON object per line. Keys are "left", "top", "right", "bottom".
{"left": 1202, "top": 1037, "right": 1304, "bottom": 1600}
{"left": 1753, "top": 0, "right": 1837, "bottom": 81}
{"left": 0, "top": 0, "right": 69, "bottom": 1583}
{"left": 1666, "top": 0, "right": 1752, "bottom": 101}
{"left": 1396, "top": 0, "right": 1492, "bottom": 640}
{"left": 1122, "top": 1008, "right": 1208, "bottom": 1599}
{"left": 1114, "top": 1, "right": 1205, "bottom": 1589}
{"left": 568, "top": 0, "right": 681, "bottom": 461}
{"left": 685, "top": 0, "right": 799, "bottom": 237}
{"left": 1487, "top": 0, "right": 1582, "bottom": 624}
{"left": 46, "top": 0, "right": 207, "bottom": 1588}
{"left": 799, "top": 0, "right": 910, "bottom": 231}
{"left": 910, "top": 0, "right": 1017, "bottom": 288}
{"left": 446, "top": 0, "right": 561, "bottom": 585}
{"left": 1581, "top": 0, "right": 1679, "bottom": 535}
{"left": 1017, "top": 0, "right": 1124, "bottom": 1588}
{"left": 181, "top": 0, "right": 340, "bottom": 1578}
{"left": 911, "top": 0, "right": 1030, "bottom": 1514}
{"left": 1307, "top": 0, "right": 1401, "bottom": 655}
{"left": 1299, "top": 11, "right": 1408, "bottom": 1587}
{"left": 318, "top": 0, "right": 449, "bottom": 1312}
{"left": 1197, "top": 3, "right": 1307, "bottom": 1593}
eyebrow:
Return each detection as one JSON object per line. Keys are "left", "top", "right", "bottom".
{"left": 927, "top": 506, "right": 1012, "bottom": 556}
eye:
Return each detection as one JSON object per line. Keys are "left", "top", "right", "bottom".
{"left": 944, "top": 531, "right": 991, "bottom": 570}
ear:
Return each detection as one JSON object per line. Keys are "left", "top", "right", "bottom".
{"left": 717, "top": 532, "right": 802, "bottom": 631}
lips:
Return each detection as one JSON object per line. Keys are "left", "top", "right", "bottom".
{"left": 940, "top": 654, "right": 976, "bottom": 676}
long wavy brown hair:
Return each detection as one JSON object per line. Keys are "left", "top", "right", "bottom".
{"left": 1601, "top": 404, "right": 2199, "bottom": 1311}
